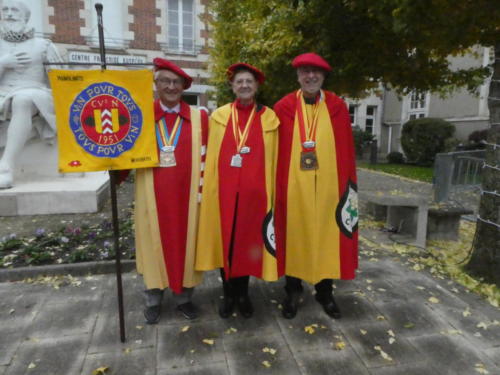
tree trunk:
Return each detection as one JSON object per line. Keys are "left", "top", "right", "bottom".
{"left": 465, "top": 44, "right": 500, "bottom": 286}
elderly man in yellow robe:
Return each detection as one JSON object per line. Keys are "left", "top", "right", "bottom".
{"left": 274, "top": 53, "right": 358, "bottom": 319}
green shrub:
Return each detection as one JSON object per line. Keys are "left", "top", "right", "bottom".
{"left": 401, "top": 118, "right": 455, "bottom": 166}
{"left": 387, "top": 151, "right": 405, "bottom": 164}
{"left": 353, "top": 126, "right": 375, "bottom": 157}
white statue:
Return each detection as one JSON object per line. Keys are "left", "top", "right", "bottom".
{"left": 0, "top": 0, "right": 62, "bottom": 188}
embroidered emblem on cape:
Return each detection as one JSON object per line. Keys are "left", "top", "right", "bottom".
{"left": 69, "top": 82, "right": 142, "bottom": 158}
{"left": 262, "top": 210, "right": 276, "bottom": 257}
{"left": 335, "top": 180, "right": 359, "bottom": 238}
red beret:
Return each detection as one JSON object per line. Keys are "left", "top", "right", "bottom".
{"left": 292, "top": 53, "right": 332, "bottom": 72}
{"left": 153, "top": 57, "right": 192, "bottom": 89}
{"left": 227, "top": 62, "right": 265, "bottom": 84}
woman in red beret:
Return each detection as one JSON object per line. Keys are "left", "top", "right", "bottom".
{"left": 196, "top": 63, "right": 281, "bottom": 318}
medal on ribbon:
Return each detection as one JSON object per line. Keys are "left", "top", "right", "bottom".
{"left": 230, "top": 102, "right": 256, "bottom": 168}
{"left": 156, "top": 115, "right": 183, "bottom": 167}
{"left": 296, "top": 90, "right": 322, "bottom": 170}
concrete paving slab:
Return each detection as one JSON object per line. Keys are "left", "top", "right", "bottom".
{"left": 156, "top": 320, "right": 227, "bottom": 370}
{"left": 0, "top": 283, "right": 47, "bottom": 327}
{"left": 4, "top": 336, "right": 88, "bottom": 375}
{"left": 24, "top": 298, "right": 99, "bottom": 338}
{"left": 0, "top": 328, "right": 25, "bottom": 366}
{"left": 224, "top": 333, "right": 302, "bottom": 375}
{"left": 294, "top": 347, "right": 370, "bottom": 375}
{"left": 408, "top": 333, "right": 497, "bottom": 375}
{"left": 87, "top": 307, "right": 156, "bottom": 355}
{"left": 157, "top": 361, "right": 229, "bottom": 375}
{"left": 81, "top": 348, "right": 156, "bottom": 375}
{"left": 369, "top": 361, "right": 440, "bottom": 375}
{"left": 485, "top": 347, "right": 500, "bottom": 367}
{"left": 217, "top": 298, "right": 283, "bottom": 340}
{"left": 370, "top": 299, "right": 450, "bottom": 338}
{"left": 275, "top": 306, "right": 344, "bottom": 353}
{"left": 340, "top": 321, "right": 421, "bottom": 368}
{"left": 0, "top": 365, "right": 5, "bottom": 375}
{"left": 428, "top": 303, "right": 500, "bottom": 350}
{"left": 333, "top": 292, "right": 384, "bottom": 325}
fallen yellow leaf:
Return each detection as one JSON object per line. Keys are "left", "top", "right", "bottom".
{"left": 334, "top": 341, "right": 346, "bottom": 350}
{"left": 262, "top": 347, "right": 277, "bottom": 355}
{"left": 181, "top": 325, "right": 190, "bottom": 332}
{"left": 360, "top": 329, "right": 367, "bottom": 335}
{"left": 262, "top": 360, "right": 272, "bottom": 368}
{"left": 28, "top": 363, "right": 36, "bottom": 369}
{"left": 477, "top": 322, "right": 488, "bottom": 330}
{"left": 92, "top": 367, "right": 109, "bottom": 375}
{"left": 374, "top": 346, "right": 393, "bottom": 362}
{"left": 304, "top": 324, "right": 318, "bottom": 334}
{"left": 475, "top": 363, "right": 489, "bottom": 374}
{"left": 202, "top": 339, "right": 215, "bottom": 345}
{"left": 428, "top": 296, "right": 440, "bottom": 304}
{"left": 462, "top": 307, "right": 472, "bottom": 317}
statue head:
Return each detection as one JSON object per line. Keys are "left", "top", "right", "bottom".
{"left": 0, "top": 0, "right": 30, "bottom": 34}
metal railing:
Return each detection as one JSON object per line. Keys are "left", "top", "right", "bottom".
{"left": 434, "top": 150, "right": 485, "bottom": 202}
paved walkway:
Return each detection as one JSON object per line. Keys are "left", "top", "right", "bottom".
{"left": 1, "top": 170, "right": 497, "bottom": 375}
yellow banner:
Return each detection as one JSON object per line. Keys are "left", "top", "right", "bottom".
{"left": 48, "top": 69, "right": 158, "bottom": 172}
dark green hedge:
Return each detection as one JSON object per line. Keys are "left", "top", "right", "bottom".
{"left": 401, "top": 118, "right": 455, "bottom": 166}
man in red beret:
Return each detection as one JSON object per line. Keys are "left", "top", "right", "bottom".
{"left": 134, "top": 57, "right": 208, "bottom": 323}
{"left": 274, "top": 52, "right": 358, "bottom": 319}
{"left": 196, "top": 63, "right": 281, "bottom": 319}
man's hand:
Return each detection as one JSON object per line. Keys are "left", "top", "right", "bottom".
{"left": 0, "top": 52, "right": 32, "bottom": 69}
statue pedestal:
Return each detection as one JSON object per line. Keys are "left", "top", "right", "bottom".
{"left": 0, "top": 135, "right": 110, "bottom": 216}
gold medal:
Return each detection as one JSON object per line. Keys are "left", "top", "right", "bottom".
{"left": 300, "top": 150, "right": 318, "bottom": 170}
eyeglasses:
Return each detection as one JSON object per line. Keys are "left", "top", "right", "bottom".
{"left": 156, "top": 78, "right": 183, "bottom": 87}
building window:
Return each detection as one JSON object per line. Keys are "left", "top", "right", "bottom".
{"left": 87, "top": 0, "right": 127, "bottom": 49}
{"left": 365, "top": 105, "right": 376, "bottom": 134}
{"left": 167, "top": 0, "right": 194, "bottom": 53}
{"left": 349, "top": 104, "right": 358, "bottom": 126}
{"left": 408, "top": 90, "right": 428, "bottom": 120}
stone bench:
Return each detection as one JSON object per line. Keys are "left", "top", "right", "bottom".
{"left": 427, "top": 205, "right": 473, "bottom": 241}
{"left": 359, "top": 191, "right": 429, "bottom": 248}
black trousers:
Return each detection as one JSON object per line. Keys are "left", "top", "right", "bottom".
{"left": 220, "top": 268, "right": 249, "bottom": 298}
{"left": 285, "top": 276, "right": 333, "bottom": 299}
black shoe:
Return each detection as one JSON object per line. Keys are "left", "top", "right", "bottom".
{"left": 237, "top": 295, "right": 254, "bottom": 318}
{"left": 281, "top": 295, "right": 298, "bottom": 319}
{"left": 144, "top": 305, "right": 161, "bottom": 324}
{"left": 218, "top": 297, "right": 235, "bottom": 319}
{"left": 315, "top": 294, "right": 341, "bottom": 319}
{"left": 177, "top": 302, "right": 198, "bottom": 320}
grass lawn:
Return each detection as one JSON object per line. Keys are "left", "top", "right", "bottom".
{"left": 358, "top": 161, "right": 434, "bottom": 183}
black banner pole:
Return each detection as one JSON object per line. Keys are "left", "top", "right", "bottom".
{"left": 95, "top": 2, "right": 126, "bottom": 343}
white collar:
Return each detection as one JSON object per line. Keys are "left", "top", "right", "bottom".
{"left": 160, "top": 101, "right": 180, "bottom": 113}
